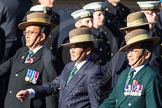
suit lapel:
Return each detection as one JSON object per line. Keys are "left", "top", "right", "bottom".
{"left": 130, "top": 66, "right": 148, "bottom": 85}
{"left": 60, "top": 61, "right": 89, "bottom": 103}
{"left": 116, "top": 69, "right": 129, "bottom": 106}
{"left": 117, "top": 66, "right": 148, "bottom": 106}
{"left": 61, "top": 63, "right": 75, "bottom": 89}
{"left": 15, "top": 47, "right": 44, "bottom": 74}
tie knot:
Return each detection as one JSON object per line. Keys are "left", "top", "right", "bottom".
{"left": 129, "top": 68, "right": 135, "bottom": 76}
{"left": 29, "top": 50, "right": 33, "bottom": 54}
{"left": 27, "top": 50, "right": 34, "bottom": 58}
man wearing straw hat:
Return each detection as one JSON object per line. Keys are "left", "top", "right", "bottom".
{"left": 100, "top": 11, "right": 161, "bottom": 89}
{"left": 60, "top": 9, "right": 94, "bottom": 65}
{"left": 99, "top": 29, "right": 162, "bottom": 108}
{"left": 16, "top": 27, "right": 106, "bottom": 108}
{"left": 0, "top": 12, "right": 62, "bottom": 108}
{"left": 121, "top": 10, "right": 162, "bottom": 73}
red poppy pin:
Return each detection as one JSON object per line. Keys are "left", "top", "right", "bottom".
{"left": 27, "top": 58, "right": 34, "bottom": 63}
{"left": 133, "top": 80, "right": 138, "bottom": 86}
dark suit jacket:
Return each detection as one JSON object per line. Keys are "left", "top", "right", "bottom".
{"left": 0, "top": 47, "right": 60, "bottom": 108}
{"left": 34, "top": 59, "right": 104, "bottom": 108}
{"left": 99, "top": 65, "right": 162, "bottom": 108}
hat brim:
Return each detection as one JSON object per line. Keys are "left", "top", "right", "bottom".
{"left": 120, "top": 22, "right": 156, "bottom": 30}
{"left": 18, "top": 22, "right": 55, "bottom": 30}
{"left": 61, "top": 39, "right": 102, "bottom": 46}
{"left": 119, "top": 37, "right": 160, "bottom": 52}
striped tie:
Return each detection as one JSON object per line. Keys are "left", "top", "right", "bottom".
{"left": 125, "top": 68, "right": 135, "bottom": 85}
{"left": 67, "top": 66, "right": 78, "bottom": 83}
{"left": 25, "top": 50, "right": 34, "bottom": 63}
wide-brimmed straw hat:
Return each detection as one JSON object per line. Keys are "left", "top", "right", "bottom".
{"left": 119, "top": 29, "right": 160, "bottom": 52}
{"left": 62, "top": 27, "right": 100, "bottom": 46}
{"left": 120, "top": 11, "right": 155, "bottom": 30}
{"left": 18, "top": 12, "right": 55, "bottom": 30}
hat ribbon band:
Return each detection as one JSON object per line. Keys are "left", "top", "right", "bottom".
{"left": 28, "top": 18, "right": 48, "bottom": 23}
{"left": 127, "top": 34, "right": 149, "bottom": 45}
{"left": 70, "top": 34, "right": 94, "bottom": 43}
{"left": 127, "top": 18, "right": 148, "bottom": 27}
{"left": 140, "top": 7, "right": 159, "bottom": 10}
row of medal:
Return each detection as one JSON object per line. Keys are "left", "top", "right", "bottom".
{"left": 25, "top": 69, "right": 39, "bottom": 84}
{"left": 124, "top": 84, "right": 143, "bottom": 96}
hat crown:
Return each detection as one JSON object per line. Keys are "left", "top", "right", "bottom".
{"left": 27, "top": 12, "right": 50, "bottom": 22}
{"left": 83, "top": 2, "right": 107, "bottom": 11}
{"left": 120, "top": 11, "right": 155, "bottom": 30}
{"left": 30, "top": 5, "right": 50, "bottom": 13}
{"left": 71, "top": 9, "right": 93, "bottom": 21}
{"left": 18, "top": 12, "right": 55, "bottom": 30}
{"left": 137, "top": 1, "right": 160, "bottom": 10}
{"left": 119, "top": 29, "right": 160, "bottom": 51}
{"left": 62, "top": 28, "right": 96, "bottom": 46}
{"left": 125, "top": 29, "right": 150, "bottom": 44}
{"left": 69, "top": 28, "right": 94, "bottom": 43}
{"left": 127, "top": 11, "right": 148, "bottom": 27}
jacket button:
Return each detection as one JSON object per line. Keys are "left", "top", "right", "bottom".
{"left": 128, "top": 103, "right": 131, "bottom": 106}
{"left": 67, "top": 104, "right": 70, "bottom": 107}
{"left": 9, "top": 90, "right": 12, "bottom": 94}
{"left": 15, "top": 74, "right": 18, "bottom": 76}
{"left": 116, "top": 99, "right": 118, "bottom": 103}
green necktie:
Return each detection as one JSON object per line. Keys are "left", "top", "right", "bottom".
{"left": 125, "top": 68, "right": 135, "bottom": 85}
{"left": 25, "top": 50, "right": 34, "bottom": 63}
{"left": 67, "top": 66, "right": 78, "bottom": 83}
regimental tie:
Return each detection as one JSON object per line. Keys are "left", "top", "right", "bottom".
{"left": 24, "top": 50, "right": 34, "bottom": 63}
{"left": 125, "top": 68, "right": 136, "bottom": 85}
{"left": 67, "top": 66, "right": 78, "bottom": 83}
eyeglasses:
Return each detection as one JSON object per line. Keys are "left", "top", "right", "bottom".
{"left": 23, "top": 30, "right": 39, "bottom": 36}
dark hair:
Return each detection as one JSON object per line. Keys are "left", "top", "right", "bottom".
{"left": 141, "top": 42, "right": 153, "bottom": 52}
{"left": 82, "top": 42, "right": 94, "bottom": 49}
{"left": 39, "top": 25, "right": 51, "bottom": 39}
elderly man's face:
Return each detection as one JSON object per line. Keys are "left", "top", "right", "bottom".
{"left": 24, "top": 26, "right": 45, "bottom": 50}
{"left": 127, "top": 44, "right": 151, "bottom": 68}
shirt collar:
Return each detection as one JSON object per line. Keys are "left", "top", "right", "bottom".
{"left": 31, "top": 46, "right": 44, "bottom": 54}
{"left": 133, "top": 65, "right": 145, "bottom": 73}
{"left": 75, "top": 57, "right": 90, "bottom": 70}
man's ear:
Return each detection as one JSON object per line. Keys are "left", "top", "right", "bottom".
{"left": 75, "top": 21, "right": 81, "bottom": 28}
{"left": 145, "top": 51, "right": 151, "bottom": 59}
{"left": 40, "top": 33, "right": 46, "bottom": 41}
{"left": 86, "top": 47, "right": 91, "bottom": 55}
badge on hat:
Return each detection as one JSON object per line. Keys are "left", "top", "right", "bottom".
{"left": 83, "top": 2, "right": 108, "bottom": 11}
{"left": 71, "top": 9, "right": 93, "bottom": 21}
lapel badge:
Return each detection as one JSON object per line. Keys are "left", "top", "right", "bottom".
{"left": 21, "top": 56, "right": 25, "bottom": 59}
{"left": 133, "top": 80, "right": 138, "bottom": 86}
